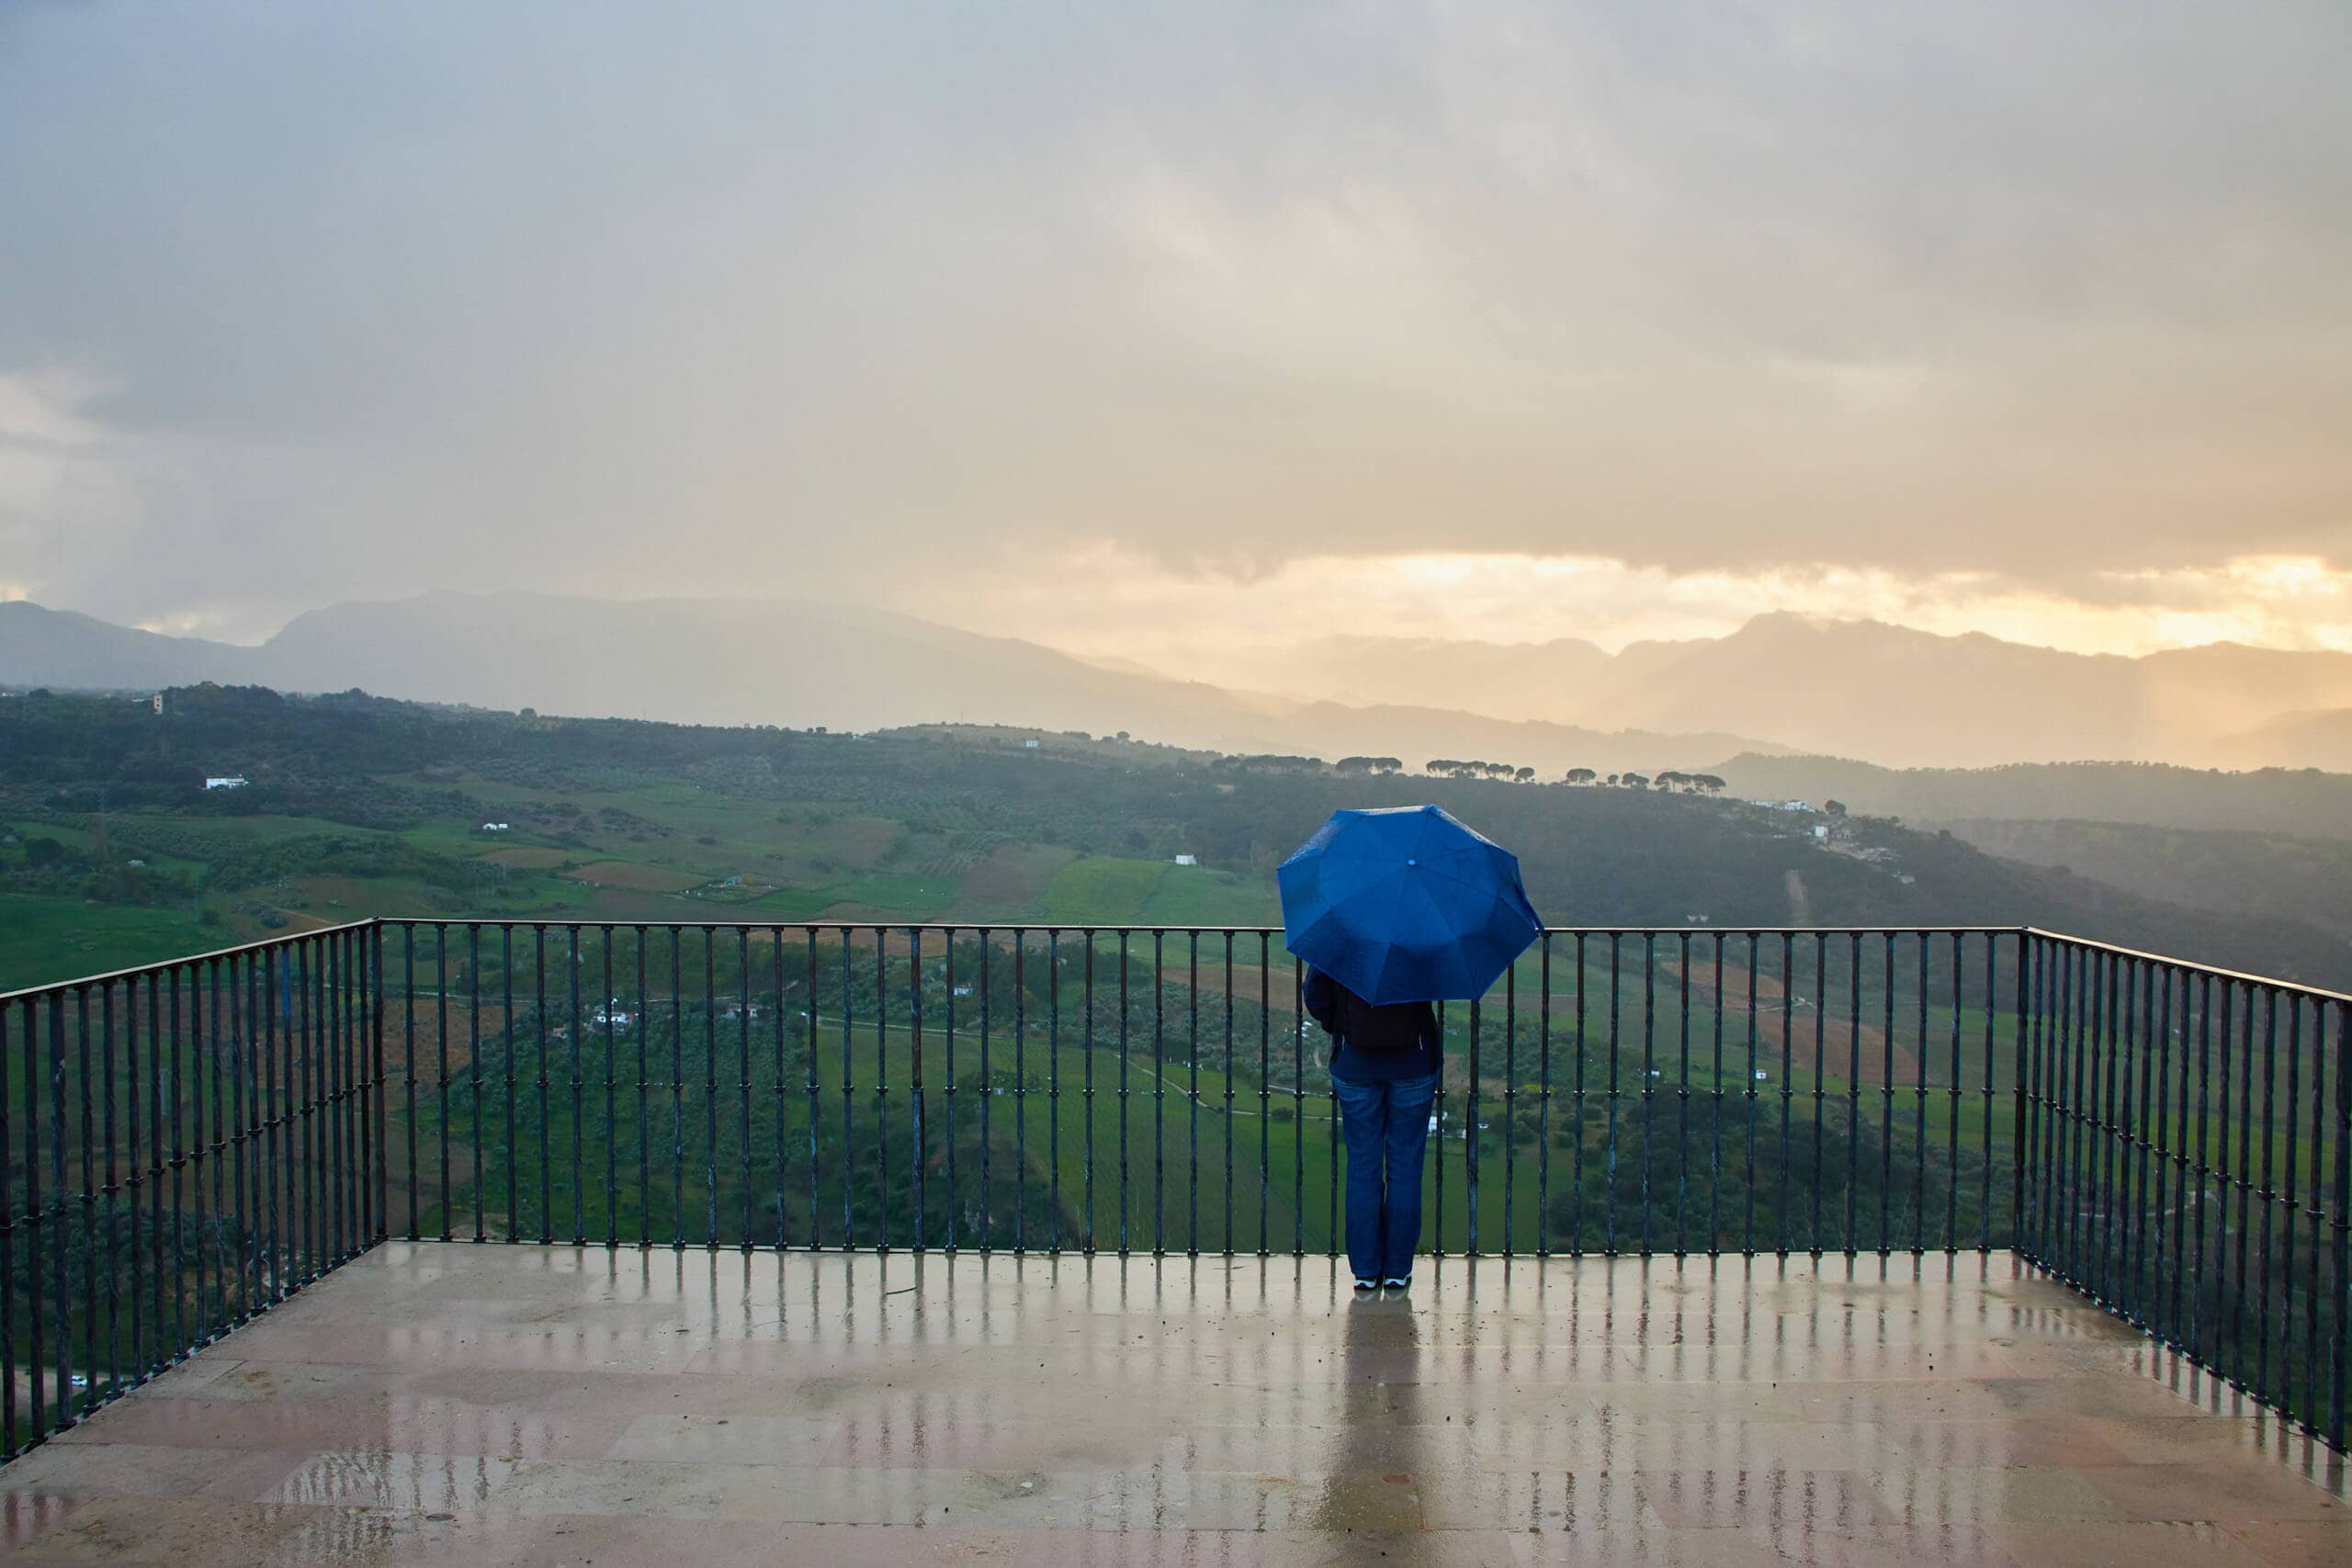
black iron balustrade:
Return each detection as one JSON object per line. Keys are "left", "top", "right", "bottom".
{"left": 0, "top": 918, "right": 2343, "bottom": 1463}
{"left": 2015, "top": 931, "right": 2350, "bottom": 1456}
{"left": 0, "top": 920, "right": 383, "bottom": 1459}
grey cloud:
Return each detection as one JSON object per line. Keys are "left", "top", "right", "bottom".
{"left": 1, "top": 0, "right": 2346, "bottom": 637}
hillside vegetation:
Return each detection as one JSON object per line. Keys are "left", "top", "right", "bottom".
{"left": 2, "top": 683, "right": 2346, "bottom": 992}
{"left": 1716, "top": 753, "right": 2352, "bottom": 840}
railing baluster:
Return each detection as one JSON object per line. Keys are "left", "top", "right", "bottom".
{"left": 1256, "top": 933, "right": 1267, "bottom": 1258}
{"left": 910, "top": 929, "right": 924, "bottom": 1255}
{"left": 125, "top": 973, "right": 143, "bottom": 1382}
{"left": 1641, "top": 933, "right": 1655, "bottom": 1258}
{"left": 1090, "top": 931, "right": 1103, "bottom": 1256}
{"left": 2, "top": 999, "right": 17, "bottom": 1455}
{"left": 738, "top": 927, "right": 752, "bottom": 1254}
{"left": 944, "top": 931, "right": 958, "bottom": 1251}
{"left": 2256, "top": 986, "right": 2279, "bottom": 1402}
{"left": 1116, "top": 932, "right": 1128, "bottom": 1255}
{"left": 1291, "top": 953, "right": 1305, "bottom": 1258}
{"left": 1012, "top": 930, "right": 1024, "bottom": 1255}
{"left": 1573, "top": 931, "right": 1586, "bottom": 1256}
{"left": 1220, "top": 933, "right": 1233, "bottom": 1257}
{"left": 870, "top": 928, "right": 885, "bottom": 1256}
{"left": 605, "top": 930, "right": 617, "bottom": 1247}
{"left": 1811, "top": 934, "right": 1826, "bottom": 1255}
{"left": 260, "top": 956, "right": 277, "bottom": 1303}
{"left": 1675, "top": 930, "right": 1689, "bottom": 1256}
{"left": 1606, "top": 933, "right": 1620, "bottom": 1258}
{"left": 982, "top": 928, "right": 995, "bottom": 1250}
{"left": 1946, "top": 932, "right": 1961, "bottom": 1253}
{"left": 865, "top": 926, "right": 884, "bottom": 1259}
{"left": 1881, "top": 931, "right": 1895, "bottom": 1255}
{"left": 2301, "top": 992, "right": 2327, "bottom": 1431}
{"left": 1709, "top": 933, "right": 1723, "bottom": 1254}
{"left": 1466, "top": 994, "right": 1482, "bottom": 1258}
{"left": 1044, "top": 940, "right": 1053, "bottom": 1259}
{"left": 1538, "top": 934, "right": 1553, "bottom": 1258}
{"left": 835, "top": 928, "right": 850, "bottom": 1251}
{"left": 1188, "top": 931, "right": 1201, "bottom": 1258}
{"left": 2277, "top": 992, "right": 2301, "bottom": 1416}
{"left": 1505, "top": 960, "right": 1520, "bottom": 1258}
{"left": 1914, "top": 930, "right": 1928, "bottom": 1254}
{"left": 803, "top": 930, "right": 819, "bottom": 1250}
{"left": 225, "top": 956, "right": 244, "bottom": 1322}
{"left": 772, "top": 927, "right": 787, "bottom": 1250}
{"left": 190, "top": 961, "right": 209, "bottom": 1342}
{"left": 2233, "top": 978, "right": 2258, "bottom": 1390}
{"left": 574, "top": 925, "right": 588, "bottom": 1247}
{"left": 640, "top": 928, "right": 653, "bottom": 1248}
{"left": 2328, "top": 997, "right": 2349, "bottom": 1451}
{"left": 77, "top": 982, "right": 97, "bottom": 1403}
{"left": 1847, "top": 933, "right": 1861, "bottom": 1257}
{"left": 1152, "top": 931, "right": 1164, "bottom": 1256}
{"left": 2188, "top": 970, "right": 2215, "bottom": 1365}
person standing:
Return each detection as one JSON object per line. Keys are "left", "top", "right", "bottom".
{"left": 1306, "top": 965, "right": 1440, "bottom": 1290}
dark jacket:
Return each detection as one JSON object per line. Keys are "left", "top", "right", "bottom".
{"left": 1305, "top": 967, "right": 1441, "bottom": 1083}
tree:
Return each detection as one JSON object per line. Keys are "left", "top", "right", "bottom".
{"left": 1425, "top": 759, "right": 1449, "bottom": 775}
{"left": 1606, "top": 773, "right": 1620, "bottom": 786}
{"left": 1690, "top": 773, "right": 1725, "bottom": 795}
{"left": 1623, "top": 773, "right": 1651, "bottom": 790}
{"left": 1657, "top": 771, "right": 1688, "bottom": 791}
{"left": 1565, "top": 768, "right": 1597, "bottom": 786}
{"left": 1826, "top": 799, "right": 1848, "bottom": 818}
{"left": 1513, "top": 766, "right": 1535, "bottom": 784}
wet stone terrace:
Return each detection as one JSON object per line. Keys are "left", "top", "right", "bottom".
{"left": 1, "top": 1245, "right": 2346, "bottom": 1566}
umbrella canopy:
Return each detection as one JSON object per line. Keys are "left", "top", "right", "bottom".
{"left": 1277, "top": 804, "right": 1544, "bottom": 1005}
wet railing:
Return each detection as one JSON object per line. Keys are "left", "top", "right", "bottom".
{"left": 2016, "top": 931, "right": 2351, "bottom": 1450}
{"left": 0, "top": 920, "right": 383, "bottom": 1459}
{"left": 373, "top": 922, "right": 2028, "bottom": 1263}
{"left": 0, "top": 917, "right": 2343, "bottom": 1459}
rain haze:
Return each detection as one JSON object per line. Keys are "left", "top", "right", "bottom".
{"left": 4, "top": 2, "right": 2348, "bottom": 675}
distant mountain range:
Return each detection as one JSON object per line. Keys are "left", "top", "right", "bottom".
{"left": 0, "top": 595, "right": 1767, "bottom": 777}
{"left": 8, "top": 593, "right": 2350, "bottom": 772}
{"left": 1169, "top": 615, "right": 2352, "bottom": 769}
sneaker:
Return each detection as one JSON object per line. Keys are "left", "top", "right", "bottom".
{"left": 1354, "top": 1278, "right": 1378, "bottom": 1291}
{"left": 1381, "top": 1277, "right": 1410, "bottom": 1289}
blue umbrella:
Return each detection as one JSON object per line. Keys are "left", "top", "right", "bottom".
{"left": 1277, "top": 804, "right": 1545, "bottom": 1004}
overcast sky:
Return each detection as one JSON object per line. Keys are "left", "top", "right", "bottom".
{"left": 3, "top": 2, "right": 2347, "bottom": 658}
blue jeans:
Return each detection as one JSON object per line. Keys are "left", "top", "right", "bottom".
{"left": 1332, "top": 1071, "right": 1437, "bottom": 1281}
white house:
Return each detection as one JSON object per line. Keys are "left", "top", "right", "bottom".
{"left": 1171, "top": 854, "right": 1198, "bottom": 866}
{"left": 204, "top": 776, "right": 248, "bottom": 791}
{"left": 481, "top": 822, "right": 510, "bottom": 832}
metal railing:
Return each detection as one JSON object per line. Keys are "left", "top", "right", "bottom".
{"left": 0, "top": 920, "right": 382, "bottom": 1459}
{"left": 0, "top": 917, "right": 2343, "bottom": 1460}
{"left": 372, "top": 921, "right": 2026, "bottom": 1263}
{"left": 2017, "top": 930, "right": 2350, "bottom": 1450}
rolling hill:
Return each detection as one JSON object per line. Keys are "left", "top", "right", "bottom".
{"left": 0, "top": 594, "right": 1772, "bottom": 778}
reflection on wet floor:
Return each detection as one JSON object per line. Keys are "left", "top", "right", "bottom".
{"left": 2, "top": 1244, "right": 2346, "bottom": 1564}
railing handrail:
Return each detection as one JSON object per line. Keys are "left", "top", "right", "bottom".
{"left": 2022, "top": 926, "right": 2352, "bottom": 1008}
{"left": 9, "top": 918, "right": 2345, "bottom": 1009}
{"left": 0, "top": 917, "right": 382, "bottom": 1008}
